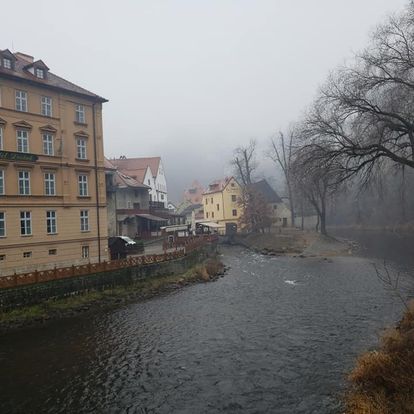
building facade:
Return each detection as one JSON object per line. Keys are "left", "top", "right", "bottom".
{"left": 0, "top": 50, "right": 108, "bottom": 275}
{"left": 110, "top": 156, "right": 168, "bottom": 207}
{"left": 202, "top": 177, "right": 242, "bottom": 232}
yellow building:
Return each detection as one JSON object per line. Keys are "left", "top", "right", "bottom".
{"left": 202, "top": 177, "right": 242, "bottom": 233}
{"left": 0, "top": 49, "right": 108, "bottom": 276}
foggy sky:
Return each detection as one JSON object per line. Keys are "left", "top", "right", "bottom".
{"left": 1, "top": 0, "right": 408, "bottom": 201}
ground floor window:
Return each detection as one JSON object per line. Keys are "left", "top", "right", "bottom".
{"left": 81, "top": 245, "right": 89, "bottom": 259}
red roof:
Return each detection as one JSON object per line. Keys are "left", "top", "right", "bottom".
{"left": 111, "top": 157, "right": 161, "bottom": 178}
{"left": 114, "top": 171, "right": 149, "bottom": 189}
{"left": 203, "top": 177, "right": 235, "bottom": 195}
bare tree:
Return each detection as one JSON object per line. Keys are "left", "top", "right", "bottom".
{"left": 231, "top": 139, "right": 257, "bottom": 186}
{"left": 268, "top": 129, "right": 296, "bottom": 226}
{"left": 238, "top": 187, "right": 272, "bottom": 233}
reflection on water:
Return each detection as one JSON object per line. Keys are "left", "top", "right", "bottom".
{"left": 1, "top": 242, "right": 413, "bottom": 413}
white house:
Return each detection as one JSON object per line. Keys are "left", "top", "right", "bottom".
{"left": 110, "top": 156, "right": 168, "bottom": 207}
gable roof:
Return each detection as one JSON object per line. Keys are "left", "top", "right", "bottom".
{"left": 250, "top": 179, "right": 283, "bottom": 203}
{"left": 203, "top": 177, "right": 238, "bottom": 195}
{"left": 111, "top": 157, "right": 161, "bottom": 178}
{"left": 114, "top": 171, "right": 149, "bottom": 189}
{"left": 0, "top": 50, "right": 107, "bottom": 102}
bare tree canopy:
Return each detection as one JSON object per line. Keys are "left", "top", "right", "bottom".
{"left": 268, "top": 129, "right": 296, "bottom": 226}
{"left": 231, "top": 139, "right": 257, "bottom": 186}
{"left": 301, "top": 2, "right": 414, "bottom": 184}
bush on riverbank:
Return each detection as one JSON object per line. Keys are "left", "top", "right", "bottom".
{"left": 345, "top": 302, "right": 414, "bottom": 414}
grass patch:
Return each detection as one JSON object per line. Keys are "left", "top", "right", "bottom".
{"left": 345, "top": 301, "right": 414, "bottom": 413}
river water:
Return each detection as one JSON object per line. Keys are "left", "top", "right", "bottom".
{"left": 1, "top": 232, "right": 414, "bottom": 414}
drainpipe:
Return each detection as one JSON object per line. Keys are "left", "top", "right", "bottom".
{"left": 92, "top": 102, "right": 101, "bottom": 263}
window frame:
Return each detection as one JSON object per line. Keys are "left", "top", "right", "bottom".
{"left": 80, "top": 210, "right": 89, "bottom": 232}
{"left": 3, "top": 58, "right": 11, "bottom": 69}
{"left": 36, "top": 68, "right": 44, "bottom": 79}
{"left": 46, "top": 210, "right": 57, "bottom": 234}
{"left": 41, "top": 96, "right": 52, "bottom": 117}
{"left": 44, "top": 172, "right": 56, "bottom": 196}
{"left": 0, "top": 170, "right": 4, "bottom": 195}
{"left": 16, "top": 129, "right": 29, "bottom": 153}
{"left": 81, "top": 245, "right": 89, "bottom": 259}
{"left": 232, "top": 209, "right": 237, "bottom": 217}
{"left": 0, "top": 212, "right": 5, "bottom": 237}
{"left": 18, "top": 171, "right": 31, "bottom": 195}
{"left": 0, "top": 126, "right": 3, "bottom": 150}
{"left": 75, "top": 104, "right": 85, "bottom": 123}
{"left": 15, "top": 90, "right": 28, "bottom": 112}
{"left": 78, "top": 174, "right": 89, "bottom": 196}
{"left": 76, "top": 137, "right": 87, "bottom": 160}
{"left": 20, "top": 211, "right": 32, "bottom": 236}
{"left": 42, "top": 133, "right": 54, "bottom": 156}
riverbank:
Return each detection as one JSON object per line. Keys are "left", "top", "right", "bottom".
{"left": 234, "top": 230, "right": 353, "bottom": 257}
{"left": 0, "top": 258, "right": 226, "bottom": 334}
{"left": 345, "top": 302, "right": 414, "bottom": 414}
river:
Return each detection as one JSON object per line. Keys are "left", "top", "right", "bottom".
{"left": 1, "top": 232, "right": 414, "bottom": 413}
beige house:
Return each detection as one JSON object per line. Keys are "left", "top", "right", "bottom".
{"left": 0, "top": 49, "right": 108, "bottom": 275}
{"left": 202, "top": 177, "right": 242, "bottom": 233}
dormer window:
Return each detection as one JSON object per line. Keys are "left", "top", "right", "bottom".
{"left": 36, "top": 68, "right": 44, "bottom": 79}
{"left": 3, "top": 59, "right": 11, "bottom": 69}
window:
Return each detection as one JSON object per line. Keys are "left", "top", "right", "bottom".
{"left": 18, "top": 171, "right": 30, "bottom": 195}
{"left": 36, "top": 68, "right": 44, "bottom": 79}
{"left": 0, "top": 126, "right": 3, "bottom": 149}
{"left": 210, "top": 197, "right": 213, "bottom": 203}
{"left": 0, "top": 255, "right": 5, "bottom": 261}
{"left": 217, "top": 204, "right": 220, "bottom": 211}
{"left": 0, "top": 170, "right": 4, "bottom": 195}
{"left": 17, "top": 130, "right": 29, "bottom": 153}
{"left": 81, "top": 245, "right": 89, "bottom": 259}
{"left": 76, "top": 138, "right": 87, "bottom": 159}
{"left": 273, "top": 204, "right": 277, "bottom": 210}
{"left": 232, "top": 209, "right": 237, "bottom": 217}
{"left": 231, "top": 183, "right": 235, "bottom": 187}
{"left": 0, "top": 212, "right": 5, "bottom": 237}
{"left": 23, "top": 251, "right": 32, "bottom": 258}
{"left": 3, "top": 58, "right": 11, "bottom": 69}
{"left": 49, "top": 249, "right": 57, "bottom": 255}
{"left": 148, "top": 179, "right": 150, "bottom": 185}
{"left": 206, "top": 212, "right": 209, "bottom": 218}
{"left": 75, "top": 104, "right": 85, "bottom": 123}
{"left": 44, "top": 173, "right": 56, "bottom": 196}
{"left": 42, "top": 133, "right": 54, "bottom": 155}
{"left": 161, "top": 194, "right": 164, "bottom": 200}
{"left": 46, "top": 210, "right": 57, "bottom": 234}
{"left": 80, "top": 210, "right": 89, "bottom": 231}
{"left": 41, "top": 96, "right": 52, "bottom": 117}
{"left": 20, "top": 211, "right": 32, "bottom": 235}
{"left": 231, "top": 195, "right": 237, "bottom": 202}
{"left": 78, "top": 175, "right": 88, "bottom": 196}
{"left": 205, "top": 198, "right": 208, "bottom": 205}
{"left": 212, "top": 212, "right": 215, "bottom": 218}
{"left": 15, "top": 90, "right": 27, "bottom": 112}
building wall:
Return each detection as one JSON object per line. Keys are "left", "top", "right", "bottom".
{"left": 271, "top": 202, "right": 292, "bottom": 226}
{"left": 154, "top": 160, "right": 168, "bottom": 207}
{"left": 0, "top": 77, "right": 108, "bottom": 276}
{"left": 202, "top": 178, "right": 241, "bottom": 229}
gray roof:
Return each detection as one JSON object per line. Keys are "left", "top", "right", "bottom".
{"left": 250, "top": 179, "right": 283, "bottom": 203}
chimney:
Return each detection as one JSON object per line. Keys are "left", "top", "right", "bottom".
{"left": 14, "top": 52, "right": 34, "bottom": 63}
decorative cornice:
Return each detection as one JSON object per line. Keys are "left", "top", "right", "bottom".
{"left": 39, "top": 124, "right": 57, "bottom": 133}
{"left": 74, "top": 130, "right": 89, "bottom": 137}
{"left": 12, "top": 120, "right": 32, "bottom": 129}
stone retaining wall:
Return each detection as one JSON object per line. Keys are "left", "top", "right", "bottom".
{"left": 0, "top": 245, "right": 216, "bottom": 310}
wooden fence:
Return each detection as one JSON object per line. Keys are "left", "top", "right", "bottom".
{"left": 0, "top": 234, "right": 218, "bottom": 290}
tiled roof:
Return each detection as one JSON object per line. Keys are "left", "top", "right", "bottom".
{"left": 0, "top": 50, "right": 107, "bottom": 102}
{"left": 114, "top": 171, "right": 149, "bottom": 189}
{"left": 203, "top": 177, "right": 234, "bottom": 195}
{"left": 250, "top": 179, "right": 283, "bottom": 203}
{"left": 111, "top": 157, "right": 161, "bottom": 178}
{"left": 104, "top": 157, "right": 117, "bottom": 171}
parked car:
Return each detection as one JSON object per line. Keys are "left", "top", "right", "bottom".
{"left": 108, "top": 236, "right": 144, "bottom": 260}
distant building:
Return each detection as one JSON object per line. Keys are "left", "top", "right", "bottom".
{"left": 250, "top": 179, "right": 292, "bottom": 227}
{"left": 202, "top": 177, "right": 242, "bottom": 233}
{"left": 183, "top": 180, "right": 204, "bottom": 204}
{"left": 110, "top": 156, "right": 168, "bottom": 208}
{"left": 0, "top": 49, "right": 108, "bottom": 276}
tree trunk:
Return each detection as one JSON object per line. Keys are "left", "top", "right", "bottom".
{"left": 287, "top": 182, "right": 295, "bottom": 227}
{"left": 300, "top": 199, "right": 304, "bottom": 230}
{"left": 320, "top": 200, "right": 327, "bottom": 236}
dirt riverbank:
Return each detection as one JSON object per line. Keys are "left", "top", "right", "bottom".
{"left": 0, "top": 258, "right": 226, "bottom": 334}
{"left": 234, "top": 230, "right": 353, "bottom": 257}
